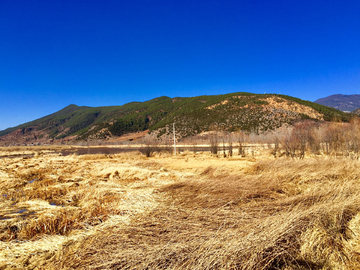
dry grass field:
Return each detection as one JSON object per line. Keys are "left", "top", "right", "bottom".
{"left": 1, "top": 146, "right": 360, "bottom": 269}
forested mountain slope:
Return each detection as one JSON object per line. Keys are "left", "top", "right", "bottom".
{"left": 0, "top": 92, "right": 352, "bottom": 145}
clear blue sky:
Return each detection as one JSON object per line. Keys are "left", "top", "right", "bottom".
{"left": 1, "top": 0, "right": 359, "bottom": 131}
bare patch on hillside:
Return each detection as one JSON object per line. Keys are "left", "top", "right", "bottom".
{"left": 262, "top": 97, "right": 324, "bottom": 120}
{"left": 206, "top": 96, "right": 324, "bottom": 120}
{"left": 205, "top": 99, "right": 231, "bottom": 109}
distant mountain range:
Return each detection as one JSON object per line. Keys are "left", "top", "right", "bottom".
{"left": 0, "top": 92, "right": 353, "bottom": 146}
{"left": 314, "top": 94, "right": 360, "bottom": 112}
{"left": 353, "top": 107, "right": 360, "bottom": 115}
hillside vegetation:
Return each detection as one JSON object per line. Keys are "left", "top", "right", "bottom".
{"left": 0, "top": 92, "right": 353, "bottom": 145}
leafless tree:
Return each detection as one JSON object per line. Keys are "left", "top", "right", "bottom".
{"left": 209, "top": 133, "right": 219, "bottom": 155}
{"left": 236, "top": 131, "right": 247, "bottom": 157}
{"left": 228, "top": 133, "right": 233, "bottom": 157}
{"left": 141, "top": 133, "right": 159, "bottom": 157}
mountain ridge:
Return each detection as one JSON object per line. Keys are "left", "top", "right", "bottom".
{"left": 0, "top": 92, "right": 354, "bottom": 146}
{"left": 315, "top": 94, "right": 360, "bottom": 112}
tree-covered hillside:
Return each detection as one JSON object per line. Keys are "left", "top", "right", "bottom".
{"left": 0, "top": 92, "right": 354, "bottom": 143}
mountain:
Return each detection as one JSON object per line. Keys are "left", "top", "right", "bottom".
{"left": 352, "top": 107, "right": 360, "bottom": 115}
{"left": 314, "top": 94, "right": 360, "bottom": 112}
{"left": 0, "top": 92, "right": 353, "bottom": 146}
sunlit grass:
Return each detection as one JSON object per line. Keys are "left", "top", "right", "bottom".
{"left": 1, "top": 147, "right": 360, "bottom": 269}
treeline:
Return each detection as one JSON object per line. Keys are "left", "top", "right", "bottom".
{"left": 275, "top": 120, "right": 360, "bottom": 158}
{"left": 195, "top": 119, "right": 360, "bottom": 159}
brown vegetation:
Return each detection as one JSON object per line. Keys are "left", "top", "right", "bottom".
{"left": 1, "top": 140, "right": 360, "bottom": 269}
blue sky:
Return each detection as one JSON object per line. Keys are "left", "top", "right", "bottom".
{"left": 0, "top": 0, "right": 359, "bottom": 131}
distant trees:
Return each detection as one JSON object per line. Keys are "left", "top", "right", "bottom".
{"left": 109, "top": 117, "right": 149, "bottom": 136}
{"left": 207, "top": 119, "right": 360, "bottom": 159}
{"left": 271, "top": 120, "right": 360, "bottom": 159}
{"left": 208, "top": 130, "right": 248, "bottom": 157}
{"left": 281, "top": 122, "right": 317, "bottom": 159}
{"left": 139, "top": 118, "right": 360, "bottom": 159}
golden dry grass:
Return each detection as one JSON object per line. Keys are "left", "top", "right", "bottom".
{"left": 1, "top": 147, "right": 360, "bottom": 269}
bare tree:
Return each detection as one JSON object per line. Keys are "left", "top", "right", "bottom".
{"left": 140, "top": 133, "right": 159, "bottom": 157}
{"left": 209, "top": 133, "right": 219, "bottom": 155}
{"left": 228, "top": 133, "right": 233, "bottom": 157}
{"left": 222, "top": 132, "right": 227, "bottom": 157}
{"left": 236, "top": 131, "right": 247, "bottom": 157}
{"left": 271, "top": 137, "right": 280, "bottom": 157}
{"left": 187, "top": 136, "right": 198, "bottom": 153}
{"left": 279, "top": 121, "right": 319, "bottom": 159}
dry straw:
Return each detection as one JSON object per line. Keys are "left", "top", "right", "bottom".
{"left": 1, "top": 149, "right": 360, "bottom": 269}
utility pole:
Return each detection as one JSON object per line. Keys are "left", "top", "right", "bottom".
{"left": 173, "top": 123, "right": 176, "bottom": 155}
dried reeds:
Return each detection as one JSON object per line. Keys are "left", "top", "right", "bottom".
{"left": 2, "top": 150, "right": 360, "bottom": 269}
{"left": 44, "top": 157, "right": 360, "bottom": 269}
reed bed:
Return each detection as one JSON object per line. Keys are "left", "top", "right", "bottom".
{"left": 1, "top": 148, "right": 360, "bottom": 269}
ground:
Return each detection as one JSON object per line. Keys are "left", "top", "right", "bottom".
{"left": 1, "top": 146, "right": 360, "bottom": 269}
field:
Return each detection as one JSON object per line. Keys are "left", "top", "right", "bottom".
{"left": 1, "top": 146, "right": 360, "bottom": 269}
